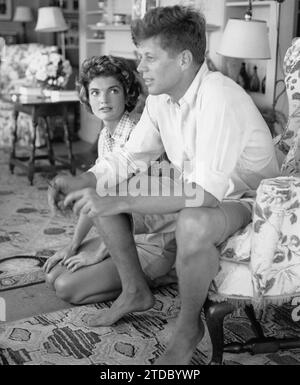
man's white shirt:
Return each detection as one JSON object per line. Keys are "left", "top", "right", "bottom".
{"left": 89, "top": 62, "right": 279, "bottom": 202}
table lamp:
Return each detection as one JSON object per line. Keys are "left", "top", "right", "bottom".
{"left": 35, "top": 7, "right": 68, "bottom": 58}
{"left": 217, "top": 0, "right": 271, "bottom": 91}
{"left": 217, "top": 18, "right": 271, "bottom": 60}
{"left": 13, "top": 6, "right": 33, "bottom": 44}
{"left": 218, "top": 0, "right": 271, "bottom": 60}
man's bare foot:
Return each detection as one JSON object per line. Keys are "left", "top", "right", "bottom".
{"left": 155, "top": 317, "right": 205, "bottom": 365}
{"left": 86, "top": 286, "right": 155, "bottom": 327}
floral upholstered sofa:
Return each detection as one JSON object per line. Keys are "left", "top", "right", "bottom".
{"left": 210, "top": 37, "right": 300, "bottom": 307}
{"left": 0, "top": 43, "right": 55, "bottom": 148}
{"left": 199, "top": 37, "right": 300, "bottom": 365}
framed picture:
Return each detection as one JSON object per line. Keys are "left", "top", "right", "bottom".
{"left": 0, "top": 0, "right": 12, "bottom": 20}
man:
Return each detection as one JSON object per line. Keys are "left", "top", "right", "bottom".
{"left": 49, "top": 6, "right": 279, "bottom": 364}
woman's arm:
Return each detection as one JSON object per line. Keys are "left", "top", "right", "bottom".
{"left": 68, "top": 213, "right": 93, "bottom": 252}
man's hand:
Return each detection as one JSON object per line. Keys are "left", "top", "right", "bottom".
{"left": 64, "top": 188, "right": 127, "bottom": 218}
{"left": 48, "top": 175, "right": 94, "bottom": 216}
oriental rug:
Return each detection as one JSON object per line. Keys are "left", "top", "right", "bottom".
{"left": 1, "top": 148, "right": 300, "bottom": 365}
{"left": 0, "top": 148, "right": 86, "bottom": 291}
{"left": 1, "top": 285, "right": 300, "bottom": 365}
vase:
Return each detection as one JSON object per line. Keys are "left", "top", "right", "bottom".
{"left": 250, "top": 65, "right": 260, "bottom": 92}
{"left": 237, "top": 62, "right": 250, "bottom": 90}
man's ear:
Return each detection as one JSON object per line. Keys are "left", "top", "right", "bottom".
{"left": 179, "top": 50, "right": 193, "bottom": 70}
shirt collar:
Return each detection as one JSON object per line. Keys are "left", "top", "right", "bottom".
{"left": 166, "top": 61, "right": 210, "bottom": 107}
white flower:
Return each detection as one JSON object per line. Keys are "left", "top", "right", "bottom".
{"left": 36, "top": 70, "right": 47, "bottom": 82}
{"left": 25, "top": 48, "right": 72, "bottom": 89}
{"left": 49, "top": 52, "right": 61, "bottom": 65}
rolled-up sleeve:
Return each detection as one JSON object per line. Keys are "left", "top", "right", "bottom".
{"left": 188, "top": 87, "right": 243, "bottom": 201}
{"left": 89, "top": 97, "right": 165, "bottom": 194}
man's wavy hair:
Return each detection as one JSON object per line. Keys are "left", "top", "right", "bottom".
{"left": 78, "top": 55, "right": 141, "bottom": 114}
{"left": 131, "top": 5, "right": 206, "bottom": 66}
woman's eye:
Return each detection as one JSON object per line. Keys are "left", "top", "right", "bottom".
{"left": 90, "top": 90, "right": 98, "bottom": 97}
{"left": 110, "top": 88, "right": 119, "bottom": 94}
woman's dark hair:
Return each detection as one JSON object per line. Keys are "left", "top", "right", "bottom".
{"left": 131, "top": 5, "right": 206, "bottom": 66}
{"left": 78, "top": 55, "right": 141, "bottom": 114}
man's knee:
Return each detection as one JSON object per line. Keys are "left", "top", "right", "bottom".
{"left": 175, "top": 208, "right": 219, "bottom": 268}
{"left": 176, "top": 208, "right": 215, "bottom": 249}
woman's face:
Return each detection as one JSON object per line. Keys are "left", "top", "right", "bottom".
{"left": 88, "top": 76, "right": 126, "bottom": 125}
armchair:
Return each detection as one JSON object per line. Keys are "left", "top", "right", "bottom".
{"left": 0, "top": 43, "right": 49, "bottom": 148}
{"left": 205, "top": 37, "right": 300, "bottom": 364}
{"left": 0, "top": 43, "right": 73, "bottom": 148}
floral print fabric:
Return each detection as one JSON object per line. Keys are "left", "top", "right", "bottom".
{"left": 0, "top": 44, "right": 49, "bottom": 147}
{"left": 209, "top": 38, "right": 300, "bottom": 306}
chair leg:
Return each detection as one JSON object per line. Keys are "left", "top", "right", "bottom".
{"left": 204, "top": 299, "right": 235, "bottom": 365}
{"left": 244, "top": 304, "right": 265, "bottom": 338}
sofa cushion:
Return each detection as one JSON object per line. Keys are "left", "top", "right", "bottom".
{"left": 209, "top": 260, "right": 254, "bottom": 303}
{"left": 219, "top": 223, "right": 252, "bottom": 263}
{"left": 251, "top": 177, "right": 300, "bottom": 302}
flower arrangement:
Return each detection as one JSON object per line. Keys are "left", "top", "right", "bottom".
{"left": 25, "top": 47, "right": 72, "bottom": 90}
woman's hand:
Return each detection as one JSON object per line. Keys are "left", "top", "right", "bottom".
{"left": 63, "top": 244, "right": 109, "bottom": 273}
{"left": 42, "top": 243, "right": 78, "bottom": 273}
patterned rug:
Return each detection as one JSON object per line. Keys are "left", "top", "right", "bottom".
{"left": 1, "top": 285, "right": 300, "bottom": 365}
{"left": 0, "top": 255, "right": 47, "bottom": 292}
{"left": 1, "top": 147, "right": 300, "bottom": 365}
{"left": 0, "top": 148, "right": 86, "bottom": 290}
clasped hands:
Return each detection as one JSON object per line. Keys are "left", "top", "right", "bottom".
{"left": 48, "top": 175, "right": 125, "bottom": 218}
{"left": 65, "top": 188, "right": 122, "bottom": 218}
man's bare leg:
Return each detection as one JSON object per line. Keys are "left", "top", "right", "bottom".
{"left": 156, "top": 203, "right": 251, "bottom": 365}
{"left": 155, "top": 245, "right": 218, "bottom": 365}
{"left": 156, "top": 210, "right": 219, "bottom": 365}
{"left": 88, "top": 213, "right": 154, "bottom": 326}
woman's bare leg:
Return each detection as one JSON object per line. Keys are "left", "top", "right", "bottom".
{"left": 53, "top": 257, "right": 124, "bottom": 304}
{"left": 87, "top": 214, "right": 154, "bottom": 326}
{"left": 51, "top": 255, "right": 175, "bottom": 305}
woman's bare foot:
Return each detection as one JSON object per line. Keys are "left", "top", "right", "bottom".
{"left": 155, "top": 317, "right": 205, "bottom": 365}
{"left": 86, "top": 285, "right": 155, "bottom": 327}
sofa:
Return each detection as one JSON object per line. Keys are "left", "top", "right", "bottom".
{"left": 0, "top": 43, "right": 61, "bottom": 148}
{"left": 203, "top": 37, "right": 300, "bottom": 364}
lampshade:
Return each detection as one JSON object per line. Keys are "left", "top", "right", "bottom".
{"left": 13, "top": 6, "right": 33, "bottom": 23}
{"left": 218, "top": 18, "right": 271, "bottom": 60}
{"left": 35, "top": 7, "right": 68, "bottom": 32}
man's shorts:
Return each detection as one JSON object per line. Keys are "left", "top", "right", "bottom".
{"left": 131, "top": 212, "right": 177, "bottom": 281}
{"left": 131, "top": 197, "right": 253, "bottom": 278}
{"left": 215, "top": 199, "right": 253, "bottom": 246}
{"left": 135, "top": 232, "right": 177, "bottom": 281}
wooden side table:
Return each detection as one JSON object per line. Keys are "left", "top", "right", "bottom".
{"left": 7, "top": 95, "right": 79, "bottom": 184}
